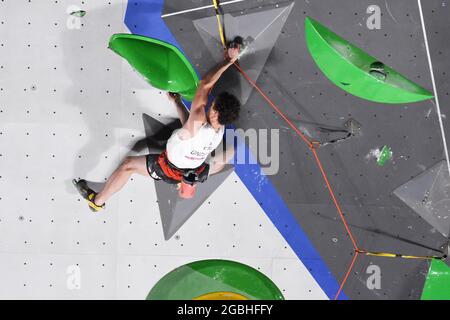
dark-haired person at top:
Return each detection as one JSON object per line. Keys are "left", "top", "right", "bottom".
{"left": 75, "top": 45, "right": 241, "bottom": 211}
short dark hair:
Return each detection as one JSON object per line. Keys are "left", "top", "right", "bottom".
{"left": 214, "top": 92, "right": 241, "bottom": 125}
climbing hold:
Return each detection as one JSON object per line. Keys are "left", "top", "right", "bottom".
{"left": 108, "top": 34, "right": 199, "bottom": 101}
{"left": 147, "top": 260, "right": 284, "bottom": 300}
{"left": 70, "top": 10, "right": 86, "bottom": 17}
{"left": 344, "top": 118, "right": 362, "bottom": 136}
{"left": 194, "top": 292, "right": 249, "bottom": 300}
{"left": 295, "top": 119, "right": 356, "bottom": 147}
{"left": 228, "top": 36, "right": 244, "bottom": 48}
{"left": 305, "top": 17, "right": 434, "bottom": 104}
{"left": 369, "top": 61, "right": 387, "bottom": 81}
{"left": 421, "top": 257, "right": 450, "bottom": 299}
{"left": 228, "top": 36, "right": 252, "bottom": 58}
{"left": 377, "top": 145, "right": 392, "bottom": 166}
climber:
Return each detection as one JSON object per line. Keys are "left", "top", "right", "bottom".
{"left": 74, "top": 44, "right": 241, "bottom": 211}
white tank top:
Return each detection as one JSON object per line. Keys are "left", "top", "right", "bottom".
{"left": 166, "top": 123, "right": 225, "bottom": 169}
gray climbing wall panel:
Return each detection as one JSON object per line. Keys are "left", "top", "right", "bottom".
{"left": 394, "top": 160, "right": 450, "bottom": 238}
{"left": 163, "top": 0, "right": 449, "bottom": 299}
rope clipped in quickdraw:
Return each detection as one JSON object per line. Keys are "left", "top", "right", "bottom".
{"left": 356, "top": 249, "right": 447, "bottom": 261}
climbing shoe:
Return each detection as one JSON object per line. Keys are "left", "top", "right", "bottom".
{"left": 72, "top": 179, "right": 105, "bottom": 212}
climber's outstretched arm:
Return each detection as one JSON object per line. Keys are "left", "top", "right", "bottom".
{"left": 184, "top": 46, "right": 240, "bottom": 136}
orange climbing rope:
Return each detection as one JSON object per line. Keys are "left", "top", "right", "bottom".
{"left": 211, "top": 1, "right": 446, "bottom": 300}
{"left": 234, "top": 61, "right": 358, "bottom": 299}
{"left": 231, "top": 44, "right": 449, "bottom": 298}
{"left": 235, "top": 61, "right": 358, "bottom": 251}
{"left": 211, "top": 1, "right": 358, "bottom": 299}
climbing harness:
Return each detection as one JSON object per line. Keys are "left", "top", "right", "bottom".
{"left": 154, "top": 151, "right": 209, "bottom": 185}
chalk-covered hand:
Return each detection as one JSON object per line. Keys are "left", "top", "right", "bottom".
{"left": 226, "top": 45, "right": 240, "bottom": 63}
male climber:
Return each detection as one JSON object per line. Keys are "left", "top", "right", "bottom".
{"left": 73, "top": 44, "right": 241, "bottom": 211}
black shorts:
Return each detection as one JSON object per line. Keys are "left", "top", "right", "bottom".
{"left": 146, "top": 153, "right": 210, "bottom": 185}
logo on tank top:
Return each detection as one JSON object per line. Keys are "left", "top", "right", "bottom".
{"left": 190, "top": 150, "right": 208, "bottom": 157}
{"left": 203, "top": 142, "right": 214, "bottom": 151}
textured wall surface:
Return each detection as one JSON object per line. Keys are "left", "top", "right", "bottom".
{"left": 0, "top": 0, "right": 448, "bottom": 300}
{"left": 0, "top": 0, "right": 326, "bottom": 299}
{"left": 162, "top": 0, "right": 449, "bottom": 299}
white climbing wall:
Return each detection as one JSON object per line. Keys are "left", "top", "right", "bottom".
{"left": 0, "top": 0, "right": 327, "bottom": 299}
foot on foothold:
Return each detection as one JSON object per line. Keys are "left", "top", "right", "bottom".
{"left": 72, "top": 179, "right": 105, "bottom": 213}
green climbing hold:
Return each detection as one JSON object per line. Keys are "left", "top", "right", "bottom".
{"left": 109, "top": 34, "right": 199, "bottom": 101}
{"left": 421, "top": 259, "right": 450, "bottom": 300}
{"left": 377, "top": 145, "right": 392, "bottom": 166}
{"left": 147, "top": 259, "right": 284, "bottom": 300}
{"left": 305, "top": 17, "right": 434, "bottom": 104}
{"left": 369, "top": 61, "right": 387, "bottom": 81}
{"left": 70, "top": 10, "right": 86, "bottom": 17}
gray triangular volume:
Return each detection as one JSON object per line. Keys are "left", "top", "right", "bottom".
{"left": 143, "top": 113, "right": 181, "bottom": 141}
{"left": 394, "top": 160, "right": 450, "bottom": 237}
{"left": 142, "top": 113, "right": 181, "bottom": 153}
{"left": 156, "top": 165, "right": 234, "bottom": 240}
{"left": 193, "top": 2, "right": 294, "bottom": 104}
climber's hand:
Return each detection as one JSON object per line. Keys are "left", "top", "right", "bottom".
{"left": 167, "top": 92, "right": 181, "bottom": 102}
{"left": 226, "top": 44, "right": 240, "bottom": 63}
